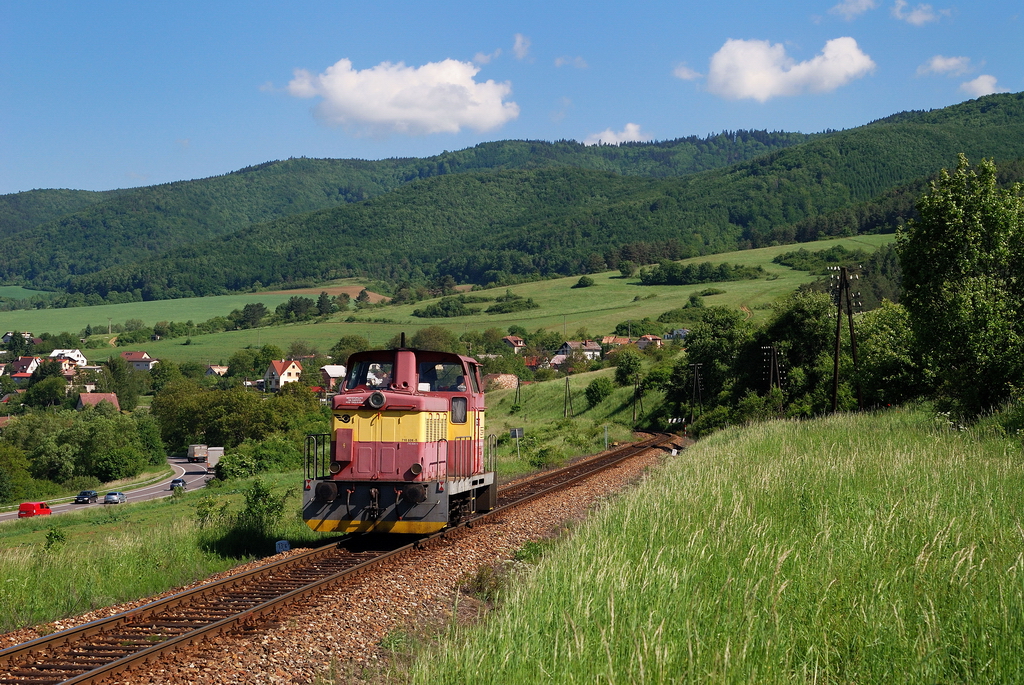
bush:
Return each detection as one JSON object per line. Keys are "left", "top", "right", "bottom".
{"left": 585, "top": 377, "right": 614, "bottom": 408}
{"left": 529, "top": 446, "right": 564, "bottom": 470}
{"left": 572, "top": 276, "right": 595, "bottom": 289}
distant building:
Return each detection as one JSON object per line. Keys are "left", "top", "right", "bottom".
{"left": 664, "top": 329, "right": 689, "bottom": 341}
{"left": 601, "top": 335, "right": 633, "bottom": 347}
{"left": 77, "top": 393, "right": 121, "bottom": 411}
{"left": 482, "top": 373, "right": 519, "bottom": 390}
{"left": 555, "top": 340, "right": 602, "bottom": 361}
{"left": 636, "top": 334, "right": 663, "bottom": 350}
{"left": 120, "top": 351, "right": 159, "bottom": 371}
{"left": 1, "top": 332, "right": 33, "bottom": 345}
{"left": 502, "top": 335, "right": 527, "bottom": 354}
{"left": 206, "top": 365, "right": 229, "bottom": 377}
{"left": 8, "top": 356, "right": 41, "bottom": 379}
{"left": 320, "top": 365, "right": 347, "bottom": 392}
{"left": 264, "top": 359, "right": 303, "bottom": 392}
{"left": 49, "top": 349, "right": 88, "bottom": 367}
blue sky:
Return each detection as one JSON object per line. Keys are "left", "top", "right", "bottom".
{"left": 1, "top": 0, "right": 1020, "bottom": 195}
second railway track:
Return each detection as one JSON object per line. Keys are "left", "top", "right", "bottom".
{"left": 0, "top": 434, "right": 677, "bottom": 685}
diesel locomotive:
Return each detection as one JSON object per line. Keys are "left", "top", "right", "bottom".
{"left": 303, "top": 346, "right": 496, "bottom": 534}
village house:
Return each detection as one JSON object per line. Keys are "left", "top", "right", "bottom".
{"left": 664, "top": 328, "right": 689, "bottom": 341}
{"left": 1, "top": 332, "right": 33, "bottom": 345}
{"left": 264, "top": 359, "right": 303, "bottom": 392}
{"left": 49, "top": 349, "right": 89, "bottom": 367}
{"left": 120, "top": 351, "right": 159, "bottom": 371}
{"left": 320, "top": 365, "right": 347, "bottom": 393}
{"left": 205, "top": 365, "right": 229, "bottom": 377}
{"left": 601, "top": 335, "right": 633, "bottom": 347}
{"left": 77, "top": 393, "right": 121, "bottom": 411}
{"left": 555, "top": 340, "right": 603, "bottom": 361}
{"left": 635, "top": 334, "right": 664, "bottom": 351}
{"left": 502, "top": 335, "right": 526, "bottom": 354}
{"left": 8, "top": 356, "right": 41, "bottom": 382}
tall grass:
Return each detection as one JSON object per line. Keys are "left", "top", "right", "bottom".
{"left": 0, "top": 521, "right": 238, "bottom": 631}
{"left": 409, "top": 409, "right": 1024, "bottom": 683}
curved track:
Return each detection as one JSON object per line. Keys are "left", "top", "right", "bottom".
{"left": 0, "top": 434, "right": 675, "bottom": 684}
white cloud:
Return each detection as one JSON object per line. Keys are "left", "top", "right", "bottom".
{"left": 474, "top": 49, "right": 501, "bottom": 65}
{"left": 959, "top": 74, "right": 1009, "bottom": 98}
{"left": 554, "top": 56, "right": 588, "bottom": 69}
{"left": 892, "top": 0, "right": 944, "bottom": 25}
{"left": 513, "top": 34, "right": 531, "bottom": 60}
{"left": 583, "top": 123, "right": 652, "bottom": 146}
{"left": 672, "top": 63, "right": 702, "bottom": 80}
{"left": 917, "top": 55, "right": 972, "bottom": 76}
{"left": 830, "top": 0, "right": 878, "bottom": 20}
{"left": 287, "top": 58, "right": 520, "bottom": 136}
{"left": 707, "top": 37, "right": 875, "bottom": 102}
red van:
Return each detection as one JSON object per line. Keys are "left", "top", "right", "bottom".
{"left": 18, "top": 502, "right": 52, "bottom": 518}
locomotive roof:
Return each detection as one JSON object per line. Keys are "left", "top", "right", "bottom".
{"left": 346, "top": 348, "right": 480, "bottom": 365}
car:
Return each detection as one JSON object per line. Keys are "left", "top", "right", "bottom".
{"left": 169, "top": 478, "right": 187, "bottom": 491}
{"left": 103, "top": 492, "right": 127, "bottom": 504}
{"left": 18, "top": 502, "right": 52, "bottom": 518}
{"left": 74, "top": 490, "right": 99, "bottom": 504}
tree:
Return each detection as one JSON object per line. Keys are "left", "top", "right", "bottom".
{"left": 330, "top": 335, "right": 370, "bottom": 364}
{"left": 100, "top": 355, "right": 145, "bottom": 411}
{"left": 572, "top": 276, "right": 595, "bottom": 288}
{"left": 619, "top": 260, "right": 637, "bottom": 278}
{"left": 898, "top": 156, "right": 1024, "bottom": 417}
{"left": 585, "top": 377, "right": 614, "bottom": 408}
{"left": 22, "top": 376, "right": 68, "bottom": 408}
{"left": 613, "top": 348, "right": 644, "bottom": 387}
{"left": 316, "top": 291, "right": 333, "bottom": 316}
{"left": 239, "top": 302, "right": 268, "bottom": 328}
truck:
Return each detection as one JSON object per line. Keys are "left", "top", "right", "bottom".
{"left": 187, "top": 444, "right": 224, "bottom": 467}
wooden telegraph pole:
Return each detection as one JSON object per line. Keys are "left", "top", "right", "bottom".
{"left": 830, "top": 266, "right": 863, "bottom": 412}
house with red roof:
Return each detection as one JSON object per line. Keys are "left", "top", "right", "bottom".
{"left": 77, "top": 393, "right": 121, "bottom": 411}
{"left": 264, "top": 359, "right": 303, "bottom": 392}
{"left": 120, "top": 351, "right": 159, "bottom": 371}
{"left": 502, "top": 335, "right": 526, "bottom": 354}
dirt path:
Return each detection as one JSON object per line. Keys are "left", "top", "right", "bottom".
{"left": 740, "top": 305, "right": 752, "bottom": 320}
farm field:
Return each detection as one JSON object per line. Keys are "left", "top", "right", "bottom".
{"left": 409, "top": 407, "right": 1024, "bottom": 683}
{"left": 12, "top": 234, "right": 892, "bottom": 365}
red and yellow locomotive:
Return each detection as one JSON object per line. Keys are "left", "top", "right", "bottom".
{"left": 303, "top": 346, "right": 495, "bottom": 534}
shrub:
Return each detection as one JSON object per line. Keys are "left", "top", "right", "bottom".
{"left": 585, "top": 378, "right": 614, "bottom": 408}
{"left": 572, "top": 276, "right": 595, "bottom": 289}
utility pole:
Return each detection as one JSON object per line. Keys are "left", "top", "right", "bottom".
{"left": 688, "top": 363, "right": 704, "bottom": 426}
{"left": 829, "top": 266, "right": 863, "bottom": 412}
{"left": 563, "top": 375, "right": 575, "bottom": 418}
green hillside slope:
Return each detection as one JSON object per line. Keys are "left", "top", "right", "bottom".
{"left": 0, "top": 188, "right": 118, "bottom": 238}
{"left": 65, "top": 93, "right": 1024, "bottom": 298}
{"left": 0, "top": 132, "right": 810, "bottom": 289}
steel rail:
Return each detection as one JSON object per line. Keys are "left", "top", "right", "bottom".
{"left": 0, "top": 433, "right": 676, "bottom": 684}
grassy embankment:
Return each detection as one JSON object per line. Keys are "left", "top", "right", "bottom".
{"left": 0, "top": 471, "right": 326, "bottom": 632}
{"left": 408, "top": 408, "right": 1024, "bottom": 683}
{"left": 485, "top": 366, "right": 665, "bottom": 477}
{"left": 5, "top": 235, "right": 894, "bottom": 365}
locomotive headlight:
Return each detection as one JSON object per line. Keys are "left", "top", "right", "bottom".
{"left": 329, "top": 461, "right": 343, "bottom": 474}
{"left": 367, "top": 391, "right": 386, "bottom": 409}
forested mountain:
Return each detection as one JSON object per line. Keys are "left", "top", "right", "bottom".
{"left": 0, "top": 131, "right": 811, "bottom": 289}
{"left": 0, "top": 188, "right": 118, "bottom": 238}
{"left": 4, "top": 92, "right": 1024, "bottom": 301}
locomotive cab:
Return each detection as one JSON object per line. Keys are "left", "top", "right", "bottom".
{"left": 303, "top": 347, "right": 495, "bottom": 534}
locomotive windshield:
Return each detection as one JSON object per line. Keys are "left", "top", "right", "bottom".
{"left": 417, "top": 361, "right": 466, "bottom": 392}
{"left": 345, "top": 361, "right": 394, "bottom": 390}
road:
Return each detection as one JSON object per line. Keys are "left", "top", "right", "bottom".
{"left": 0, "top": 456, "right": 209, "bottom": 523}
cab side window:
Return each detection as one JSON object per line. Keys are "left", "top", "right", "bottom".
{"left": 451, "top": 397, "right": 467, "bottom": 424}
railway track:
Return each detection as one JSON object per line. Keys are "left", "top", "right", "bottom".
{"left": 0, "top": 434, "right": 676, "bottom": 684}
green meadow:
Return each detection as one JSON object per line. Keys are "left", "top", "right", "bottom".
{"left": 2, "top": 234, "right": 893, "bottom": 364}
{"left": 408, "top": 408, "right": 1024, "bottom": 683}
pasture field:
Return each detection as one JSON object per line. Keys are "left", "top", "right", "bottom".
{"left": 0, "top": 286, "right": 54, "bottom": 300}
{"left": 57, "top": 234, "right": 893, "bottom": 364}
{"left": 409, "top": 408, "right": 1024, "bottom": 683}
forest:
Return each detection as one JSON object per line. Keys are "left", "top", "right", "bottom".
{"left": 0, "top": 93, "right": 1023, "bottom": 304}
